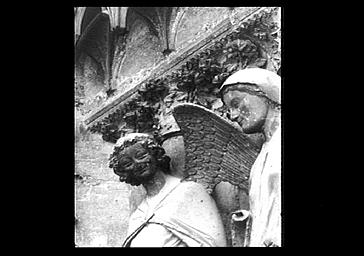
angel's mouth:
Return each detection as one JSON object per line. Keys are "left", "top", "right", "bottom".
{"left": 138, "top": 168, "right": 149, "bottom": 175}
{"left": 135, "top": 163, "right": 150, "bottom": 175}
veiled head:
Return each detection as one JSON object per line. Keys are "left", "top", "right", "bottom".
{"left": 220, "top": 68, "right": 281, "bottom": 133}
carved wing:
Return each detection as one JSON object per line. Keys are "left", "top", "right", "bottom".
{"left": 171, "top": 103, "right": 260, "bottom": 194}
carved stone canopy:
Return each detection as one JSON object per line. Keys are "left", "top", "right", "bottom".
{"left": 83, "top": 7, "right": 280, "bottom": 144}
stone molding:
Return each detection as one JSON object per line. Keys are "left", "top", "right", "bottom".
{"left": 82, "top": 7, "right": 280, "bottom": 143}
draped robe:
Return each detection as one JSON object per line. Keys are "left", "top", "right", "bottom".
{"left": 247, "top": 124, "right": 281, "bottom": 247}
{"left": 123, "top": 177, "right": 227, "bottom": 247}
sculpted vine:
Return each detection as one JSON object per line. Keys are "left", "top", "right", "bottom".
{"left": 88, "top": 7, "right": 279, "bottom": 144}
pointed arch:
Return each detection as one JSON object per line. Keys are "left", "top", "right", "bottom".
{"left": 75, "top": 9, "right": 111, "bottom": 89}
{"left": 81, "top": 7, "right": 102, "bottom": 34}
{"left": 125, "top": 7, "right": 178, "bottom": 54}
{"left": 126, "top": 7, "right": 159, "bottom": 38}
{"left": 103, "top": 7, "right": 128, "bottom": 30}
{"left": 168, "top": 7, "right": 189, "bottom": 52}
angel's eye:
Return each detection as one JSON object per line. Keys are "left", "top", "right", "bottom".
{"left": 135, "top": 152, "right": 149, "bottom": 159}
{"left": 121, "top": 161, "right": 133, "bottom": 168}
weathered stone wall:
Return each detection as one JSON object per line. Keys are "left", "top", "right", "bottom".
{"left": 75, "top": 115, "right": 133, "bottom": 247}
{"left": 174, "top": 7, "right": 231, "bottom": 51}
{"left": 119, "top": 17, "right": 164, "bottom": 78}
{"left": 75, "top": 53, "right": 107, "bottom": 116}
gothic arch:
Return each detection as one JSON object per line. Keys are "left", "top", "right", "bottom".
{"left": 116, "top": 8, "right": 166, "bottom": 79}
{"left": 81, "top": 7, "right": 102, "bottom": 34}
{"left": 168, "top": 7, "right": 189, "bottom": 53}
{"left": 75, "top": 7, "right": 128, "bottom": 39}
{"left": 75, "top": 7, "right": 113, "bottom": 106}
{"left": 125, "top": 7, "right": 180, "bottom": 55}
{"left": 103, "top": 7, "right": 128, "bottom": 30}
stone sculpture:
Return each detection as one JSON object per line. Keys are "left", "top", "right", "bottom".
{"left": 171, "top": 67, "right": 281, "bottom": 247}
{"left": 108, "top": 133, "right": 226, "bottom": 247}
{"left": 220, "top": 67, "right": 281, "bottom": 246}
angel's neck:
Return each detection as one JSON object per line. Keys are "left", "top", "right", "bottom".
{"left": 143, "top": 171, "right": 167, "bottom": 198}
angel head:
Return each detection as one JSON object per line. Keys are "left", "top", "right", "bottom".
{"left": 219, "top": 68, "right": 281, "bottom": 134}
{"left": 108, "top": 133, "right": 171, "bottom": 186}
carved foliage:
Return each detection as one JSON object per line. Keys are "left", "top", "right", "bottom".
{"left": 164, "top": 7, "right": 279, "bottom": 120}
{"left": 89, "top": 79, "right": 169, "bottom": 143}
{"left": 159, "top": 37, "right": 265, "bottom": 125}
{"left": 89, "top": 7, "right": 280, "bottom": 143}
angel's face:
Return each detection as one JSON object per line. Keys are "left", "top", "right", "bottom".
{"left": 113, "top": 142, "right": 158, "bottom": 186}
{"left": 223, "top": 89, "right": 268, "bottom": 133}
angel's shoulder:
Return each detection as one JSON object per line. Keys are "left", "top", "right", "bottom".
{"left": 179, "top": 179, "right": 205, "bottom": 190}
{"left": 176, "top": 180, "right": 211, "bottom": 200}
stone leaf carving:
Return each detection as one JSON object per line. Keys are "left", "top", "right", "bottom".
{"left": 89, "top": 79, "right": 169, "bottom": 143}
{"left": 88, "top": 7, "right": 280, "bottom": 143}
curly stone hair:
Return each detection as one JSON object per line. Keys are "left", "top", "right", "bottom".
{"left": 108, "top": 133, "right": 171, "bottom": 174}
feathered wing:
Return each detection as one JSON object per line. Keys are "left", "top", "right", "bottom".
{"left": 171, "top": 103, "right": 260, "bottom": 194}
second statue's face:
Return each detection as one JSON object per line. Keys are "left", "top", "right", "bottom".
{"left": 223, "top": 89, "right": 268, "bottom": 134}
{"left": 113, "top": 142, "right": 158, "bottom": 186}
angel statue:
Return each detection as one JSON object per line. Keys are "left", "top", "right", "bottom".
{"left": 172, "top": 67, "right": 281, "bottom": 247}
{"left": 108, "top": 133, "right": 227, "bottom": 247}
